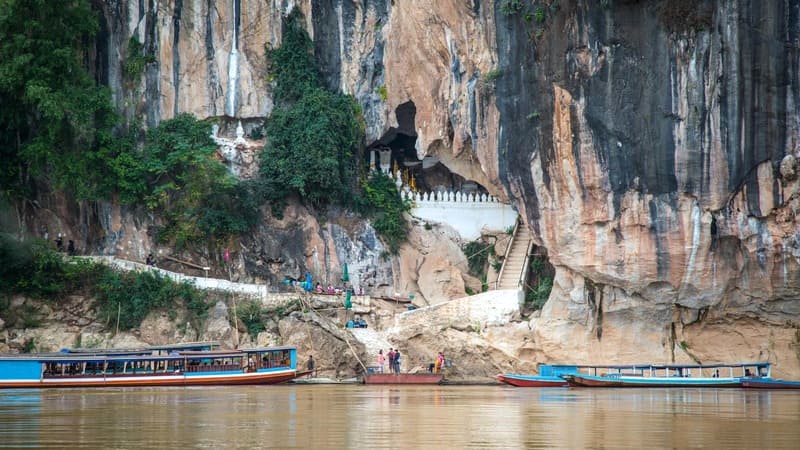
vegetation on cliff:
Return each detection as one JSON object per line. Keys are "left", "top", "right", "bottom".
{"left": 0, "top": 233, "right": 210, "bottom": 331}
{"left": 0, "top": 0, "right": 116, "bottom": 201}
{"left": 355, "top": 172, "right": 410, "bottom": 254}
{"left": 125, "top": 115, "right": 260, "bottom": 247}
{"left": 260, "top": 9, "right": 363, "bottom": 216}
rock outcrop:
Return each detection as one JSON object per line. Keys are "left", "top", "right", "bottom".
{"left": 12, "top": 1, "right": 798, "bottom": 374}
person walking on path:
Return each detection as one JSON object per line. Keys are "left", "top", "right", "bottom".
{"left": 377, "top": 349, "right": 386, "bottom": 373}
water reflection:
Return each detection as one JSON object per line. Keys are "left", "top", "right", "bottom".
{"left": 0, "top": 386, "right": 797, "bottom": 448}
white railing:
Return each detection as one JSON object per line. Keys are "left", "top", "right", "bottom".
{"left": 494, "top": 218, "right": 519, "bottom": 290}
{"left": 400, "top": 190, "right": 503, "bottom": 205}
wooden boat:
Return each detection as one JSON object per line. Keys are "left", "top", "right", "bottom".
{"left": 0, "top": 346, "right": 299, "bottom": 389}
{"left": 496, "top": 364, "right": 578, "bottom": 387}
{"left": 363, "top": 373, "right": 443, "bottom": 384}
{"left": 563, "top": 362, "right": 771, "bottom": 388}
{"left": 496, "top": 374, "right": 568, "bottom": 387}
{"left": 742, "top": 379, "right": 800, "bottom": 389}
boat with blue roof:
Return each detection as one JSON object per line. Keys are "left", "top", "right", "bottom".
{"left": 0, "top": 346, "right": 298, "bottom": 388}
{"left": 496, "top": 364, "right": 578, "bottom": 387}
{"left": 562, "top": 362, "right": 771, "bottom": 388}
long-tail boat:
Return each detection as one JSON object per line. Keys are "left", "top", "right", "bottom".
{"left": 563, "top": 362, "right": 771, "bottom": 388}
{"left": 0, "top": 346, "right": 298, "bottom": 388}
{"left": 496, "top": 364, "right": 578, "bottom": 387}
{"left": 742, "top": 378, "right": 800, "bottom": 389}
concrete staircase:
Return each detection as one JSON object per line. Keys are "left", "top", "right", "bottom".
{"left": 494, "top": 225, "right": 532, "bottom": 290}
{"left": 349, "top": 328, "right": 393, "bottom": 365}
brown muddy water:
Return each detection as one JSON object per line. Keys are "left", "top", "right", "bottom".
{"left": 0, "top": 385, "right": 798, "bottom": 448}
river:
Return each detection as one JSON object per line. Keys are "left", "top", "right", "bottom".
{"left": 0, "top": 385, "right": 798, "bottom": 448}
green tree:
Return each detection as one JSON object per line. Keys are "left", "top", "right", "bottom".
{"left": 267, "top": 8, "right": 319, "bottom": 103}
{"left": 259, "top": 10, "right": 363, "bottom": 216}
{"left": 356, "top": 172, "right": 410, "bottom": 253}
{"left": 260, "top": 89, "right": 362, "bottom": 214}
{"left": 0, "top": 0, "right": 118, "bottom": 200}
{"left": 140, "top": 114, "right": 258, "bottom": 246}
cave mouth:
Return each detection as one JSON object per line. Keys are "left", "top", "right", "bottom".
{"left": 365, "top": 100, "right": 488, "bottom": 196}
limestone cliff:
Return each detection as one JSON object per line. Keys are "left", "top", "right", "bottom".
{"left": 494, "top": 0, "right": 800, "bottom": 375}
{"left": 28, "top": 0, "right": 798, "bottom": 373}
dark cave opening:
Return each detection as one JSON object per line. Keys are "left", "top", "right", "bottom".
{"left": 365, "top": 100, "right": 488, "bottom": 196}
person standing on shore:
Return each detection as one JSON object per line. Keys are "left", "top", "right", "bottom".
{"left": 393, "top": 350, "right": 401, "bottom": 374}
{"left": 388, "top": 348, "right": 395, "bottom": 374}
{"left": 377, "top": 349, "right": 385, "bottom": 373}
{"left": 306, "top": 355, "right": 315, "bottom": 378}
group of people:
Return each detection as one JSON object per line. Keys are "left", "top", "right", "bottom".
{"left": 53, "top": 234, "right": 76, "bottom": 256}
{"left": 376, "top": 348, "right": 402, "bottom": 374}
{"left": 314, "top": 283, "right": 342, "bottom": 295}
{"left": 429, "top": 352, "right": 446, "bottom": 374}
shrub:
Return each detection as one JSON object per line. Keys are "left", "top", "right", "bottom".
{"left": 94, "top": 269, "right": 210, "bottom": 331}
{"left": 355, "top": 172, "right": 410, "bottom": 253}
{"left": 137, "top": 114, "right": 259, "bottom": 246}
{"left": 376, "top": 85, "right": 388, "bottom": 101}
{"left": 463, "top": 241, "right": 493, "bottom": 277}
{"left": 124, "top": 37, "right": 155, "bottom": 81}
{"left": 500, "top": 0, "right": 524, "bottom": 15}
{"left": 525, "top": 276, "right": 553, "bottom": 311}
{"left": 484, "top": 69, "right": 503, "bottom": 83}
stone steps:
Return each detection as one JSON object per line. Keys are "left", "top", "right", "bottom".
{"left": 494, "top": 224, "right": 532, "bottom": 291}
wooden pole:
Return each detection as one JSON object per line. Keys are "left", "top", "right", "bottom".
{"left": 229, "top": 263, "right": 239, "bottom": 349}
{"left": 115, "top": 302, "right": 121, "bottom": 338}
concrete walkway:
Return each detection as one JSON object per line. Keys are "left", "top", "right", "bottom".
{"left": 349, "top": 327, "right": 393, "bottom": 360}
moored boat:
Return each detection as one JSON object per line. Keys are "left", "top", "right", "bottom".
{"left": 496, "top": 365, "right": 578, "bottom": 387}
{"left": 496, "top": 374, "right": 568, "bottom": 387}
{"left": 363, "top": 373, "right": 443, "bottom": 384}
{"left": 0, "top": 346, "right": 299, "bottom": 389}
{"left": 563, "top": 362, "right": 771, "bottom": 388}
{"left": 742, "top": 379, "right": 800, "bottom": 389}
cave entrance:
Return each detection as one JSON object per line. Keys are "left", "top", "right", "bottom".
{"left": 366, "top": 100, "right": 488, "bottom": 196}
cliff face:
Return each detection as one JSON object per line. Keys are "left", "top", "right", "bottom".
{"left": 83, "top": 1, "right": 800, "bottom": 372}
{"left": 494, "top": 0, "right": 800, "bottom": 373}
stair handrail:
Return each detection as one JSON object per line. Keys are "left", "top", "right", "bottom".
{"left": 517, "top": 238, "right": 535, "bottom": 289}
{"left": 494, "top": 217, "right": 519, "bottom": 289}
{"left": 164, "top": 255, "right": 211, "bottom": 272}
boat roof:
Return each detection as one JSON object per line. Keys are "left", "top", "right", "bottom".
{"left": 541, "top": 362, "right": 770, "bottom": 369}
{"left": 0, "top": 346, "right": 297, "bottom": 363}
{"left": 147, "top": 341, "right": 222, "bottom": 351}
{"left": 240, "top": 346, "right": 296, "bottom": 353}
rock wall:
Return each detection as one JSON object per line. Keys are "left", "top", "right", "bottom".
{"left": 494, "top": 0, "right": 800, "bottom": 373}
{"left": 60, "top": 0, "right": 800, "bottom": 372}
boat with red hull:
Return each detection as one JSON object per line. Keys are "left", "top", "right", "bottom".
{"left": 742, "top": 379, "right": 800, "bottom": 389}
{"left": 562, "top": 362, "right": 771, "bottom": 388}
{"left": 0, "top": 346, "right": 299, "bottom": 389}
{"left": 363, "top": 373, "right": 443, "bottom": 384}
{"left": 496, "top": 374, "right": 567, "bottom": 387}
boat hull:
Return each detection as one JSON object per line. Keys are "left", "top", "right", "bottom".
{"left": 564, "top": 374, "right": 742, "bottom": 388}
{"left": 0, "top": 370, "right": 297, "bottom": 389}
{"left": 496, "top": 374, "right": 568, "bottom": 387}
{"left": 742, "top": 379, "right": 800, "bottom": 389}
{"left": 363, "top": 373, "right": 443, "bottom": 384}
